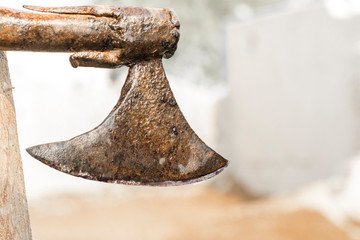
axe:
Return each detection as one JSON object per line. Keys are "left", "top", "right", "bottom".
{"left": 0, "top": 5, "right": 229, "bottom": 186}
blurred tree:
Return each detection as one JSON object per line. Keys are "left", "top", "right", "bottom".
{"left": 95, "top": 0, "right": 286, "bottom": 84}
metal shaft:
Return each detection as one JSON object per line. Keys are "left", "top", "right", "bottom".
{"left": 0, "top": 8, "right": 116, "bottom": 52}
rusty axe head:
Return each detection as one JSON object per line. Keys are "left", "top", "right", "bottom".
{"left": 0, "top": 5, "right": 229, "bottom": 186}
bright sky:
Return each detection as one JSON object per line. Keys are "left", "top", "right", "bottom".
{"left": 325, "top": 0, "right": 360, "bottom": 18}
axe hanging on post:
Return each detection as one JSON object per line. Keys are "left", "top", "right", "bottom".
{"left": 0, "top": 5, "right": 229, "bottom": 186}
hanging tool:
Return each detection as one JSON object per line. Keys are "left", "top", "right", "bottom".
{"left": 0, "top": 5, "right": 229, "bottom": 186}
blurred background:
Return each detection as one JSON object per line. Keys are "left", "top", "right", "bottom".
{"left": 4, "top": 0, "right": 360, "bottom": 239}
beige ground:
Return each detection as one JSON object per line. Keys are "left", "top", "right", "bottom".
{"left": 28, "top": 187, "right": 354, "bottom": 240}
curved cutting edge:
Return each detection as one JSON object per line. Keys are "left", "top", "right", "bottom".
{"left": 26, "top": 58, "right": 229, "bottom": 186}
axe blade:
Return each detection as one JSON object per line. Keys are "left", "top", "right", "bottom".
{"left": 26, "top": 59, "right": 229, "bottom": 186}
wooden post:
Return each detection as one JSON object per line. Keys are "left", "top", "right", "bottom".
{"left": 0, "top": 51, "right": 32, "bottom": 239}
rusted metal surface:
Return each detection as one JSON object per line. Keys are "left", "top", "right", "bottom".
{"left": 0, "top": 5, "right": 229, "bottom": 185}
{"left": 0, "top": 6, "right": 179, "bottom": 68}
{"left": 27, "top": 58, "right": 228, "bottom": 185}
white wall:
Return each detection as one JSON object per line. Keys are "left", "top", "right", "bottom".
{"left": 220, "top": 4, "right": 360, "bottom": 195}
